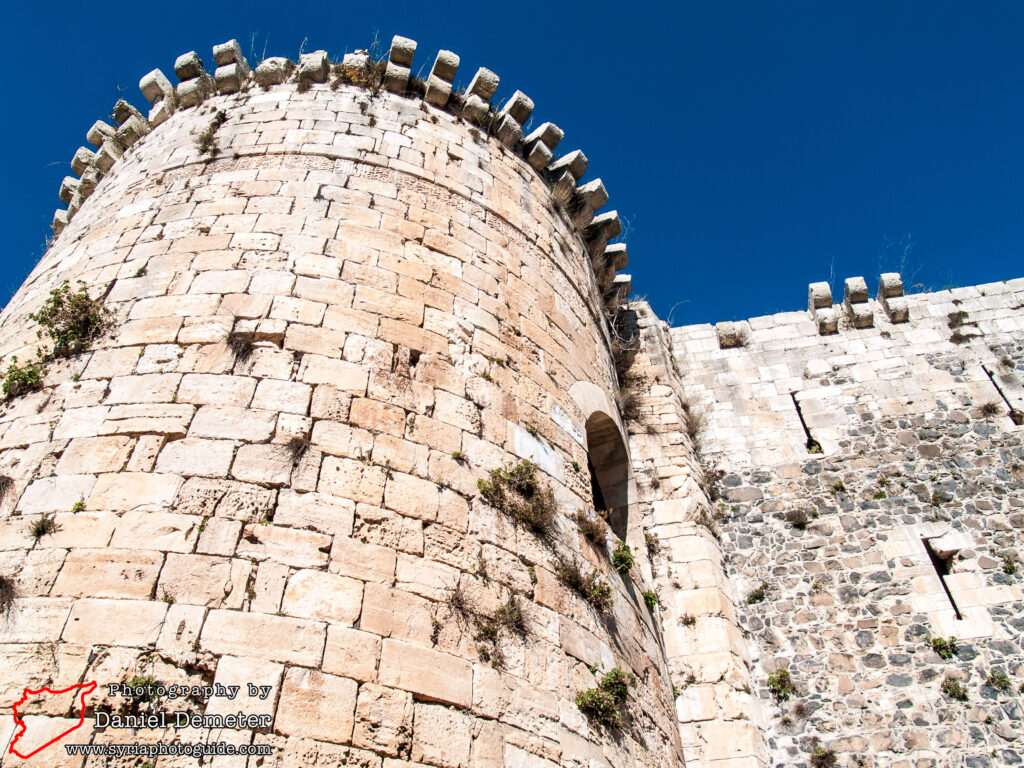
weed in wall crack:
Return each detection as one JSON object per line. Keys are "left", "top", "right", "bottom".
{"left": 226, "top": 332, "right": 255, "bottom": 363}
{"left": 0, "top": 574, "right": 15, "bottom": 617}
{"left": 31, "top": 514, "right": 59, "bottom": 541}
{"left": 197, "top": 110, "right": 228, "bottom": 156}
{"left": 477, "top": 460, "right": 556, "bottom": 535}
{"left": 555, "top": 556, "right": 613, "bottom": 613}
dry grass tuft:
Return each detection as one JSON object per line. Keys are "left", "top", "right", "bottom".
{"left": 226, "top": 332, "right": 255, "bottom": 363}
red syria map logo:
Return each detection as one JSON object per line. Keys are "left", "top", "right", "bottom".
{"left": 8, "top": 681, "right": 97, "bottom": 759}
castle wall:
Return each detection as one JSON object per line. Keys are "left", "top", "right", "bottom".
{"left": 668, "top": 279, "right": 1024, "bottom": 767}
{"left": 0, "top": 45, "right": 680, "bottom": 767}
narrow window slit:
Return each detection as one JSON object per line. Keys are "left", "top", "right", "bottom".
{"left": 923, "top": 537, "right": 963, "bottom": 621}
{"left": 982, "top": 365, "right": 1023, "bottom": 425}
{"left": 790, "top": 392, "right": 822, "bottom": 454}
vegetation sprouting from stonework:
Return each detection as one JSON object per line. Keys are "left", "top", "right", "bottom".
{"left": 575, "top": 667, "right": 635, "bottom": 727}
{"left": 941, "top": 676, "right": 968, "bottom": 701}
{"left": 30, "top": 281, "right": 112, "bottom": 359}
{"left": 809, "top": 741, "right": 838, "bottom": 768}
{"left": 2, "top": 357, "right": 45, "bottom": 401}
{"left": 31, "top": 514, "right": 58, "bottom": 541}
{"left": 477, "top": 460, "right": 556, "bottom": 534}
{"left": 928, "top": 636, "right": 959, "bottom": 660}
{"left": 197, "top": 110, "right": 228, "bottom": 156}
{"left": 555, "top": 556, "right": 613, "bottom": 613}
{"left": 226, "top": 331, "right": 255, "bottom": 362}
{"left": 573, "top": 510, "right": 607, "bottom": 545}
{"left": 0, "top": 475, "right": 12, "bottom": 501}
{"left": 0, "top": 575, "right": 15, "bottom": 617}
{"left": 766, "top": 669, "right": 797, "bottom": 702}
{"left": 611, "top": 541, "right": 635, "bottom": 573}
{"left": 4, "top": 281, "right": 112, "bottom": 401}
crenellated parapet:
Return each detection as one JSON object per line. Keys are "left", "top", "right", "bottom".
{"left": 48, "top": 35, "right": 630, "bottom": 319}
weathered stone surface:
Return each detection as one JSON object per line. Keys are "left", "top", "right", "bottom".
{"left": 378, "top": 639, "right": 472, "bottom": 708}
{"left": 276, "top": 668, "right": 357, "bottom": 744}
{"left": 281, "top": 569, "right": 362, "bottom": 624}
{"left": 200, "top": 610, "right": 325, "bottom": 666}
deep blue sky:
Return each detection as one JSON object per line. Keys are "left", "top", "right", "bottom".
{"left": 7, "top": 2, "right": 1024, "bottom": 324}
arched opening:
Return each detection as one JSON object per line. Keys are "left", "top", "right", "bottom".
{"left": 585, "top": 411, "right": 630, "bottom": 540}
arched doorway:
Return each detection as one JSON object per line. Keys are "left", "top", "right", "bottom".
{"left": 585, "top": 411, "right": 630, "bottom": 540}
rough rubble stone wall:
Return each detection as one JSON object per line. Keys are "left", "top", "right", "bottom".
{"left": 667, "top": 280, "right": 1024, "bottom": 767}
{"left": 621, "top": 306, "right": 769, "bottom": 768}
{"left": 0, "top": 79, "right": 682, "bottom": 767}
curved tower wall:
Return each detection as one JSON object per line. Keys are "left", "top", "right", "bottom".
{"left": 0, "top": 40, "right": 681, "bottom": 766}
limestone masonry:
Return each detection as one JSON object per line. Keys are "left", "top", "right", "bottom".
{"left": 0, "top": 33, "right": 1021, "bottom": 768}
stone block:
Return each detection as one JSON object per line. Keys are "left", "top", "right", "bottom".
{"left": 549, "top": 149, "right": 588, "bottom": 181}
{"left": 844, "top": 275, "right": 869, "bottom": 304}
{"left": 251, "top": 379, "right": 311, "bottom": 415}
{"left": 389, "top": 35, "right": 417, "bottom": 67}
{"left": 276, "top": 668, "right": 357, "bottom": 744}
{"left": 58, "top": 176, "right": 78, "bottom": 204}
{"left": 577, "top": 178, "right": 609, "bottom": 211}
{"left": 329, "top": 535, "right": 397, "bottom": 583}
{"left": 282, "top": 569, "right": 363, "bottom": 624}
{"left": 808, "top": 281, "right": 832, "bottom": 310}
{"left": 231, "top": 443, "right": 293, "bottom": 486}
{"left": 815, "top": 306, "right": 838, "bottom": 335}
{"left": 236, "top": 523, "right": 331, "bottom": 569}
{"left": 501, "top": 90, "right": 534, "bottom": 125}
{"left": 174, "top": 51, "right": 206, "bottom": 80}
{"left": 205, "top": 655, "right": 282, "bottom": 720}
{"left": 18, "top": 475, "right": 96, "bottom": 515}
{"left": 494, "top": 113, "right": 523, "bottom": 147}
{"left": 411, "top": 703, "right": 473, "bottom": 767}
{"left": 177, "top": 73, "right": 215, "bottom": 108}
{"left": 215, "top": 63, "right": 248, "bottom": 94}
{"left": 197, "top": 516, "right": 242, "bottom": 556}
{"left": 275, "top": 490, "right": 354, "bottom": 536}
{"left": 70, "top": 146, "right": 95, "bottom": 176}
{"left": 525, "top": 140, "right": 553, "bottom": 172}
{"left": 212, "top": 38, "right": 247, "bottom": 67}
{"left": 52, "top": 209, "right": 68, "bottom": 234}
{"left": 115, "top": 115, "right": 150, "bottom": 147}
{"left": 298, "top": 51, "right": 329, "bottom": 84}
{"left": 112, "top": 99, "right": 145, "bottom": 125}
{"left": 323, "top": 625, "right": 381, "bottom": 682}
{"left": 86, "top": 120, "right": 116, "bottom": 148}
{"left": 424, "top": 50, "right": 459, "bottom": 107}
{"left": 52, "top": 549, "right": 162, "bottom": 599}
{"left": 157, "top": 553, "right": 249, "bottom": 608}
{"left": 352, "top": 683, "right": 414, "bottom": 757}
{"left": 95, "top": 138, "right": 123, "bottom": 173}
{"left": 139, "top": 68, "right": 175, "bottom": 105}
{"left": 878, "top": 271, "right": 904, "bottom": 299}
{"left": 466, "top": 67, "right": 500, "bottom": 100}
{"left": 524, "top": 122, "right": 564, "bottom": 151}
{"left": 88, "top": 472, "right": 180, "bottom": 511}
{"left": 0, "top": 598, "right": 73, "bottom": 643}
{"left": 379, "top": 639, "right": 472, "bottom": 708}
{"left": 254, "top": 57, "right": 294, "bottom": 87}
{"left": 200, "top": 609, "right": 325, "bottom": 666}
{"left": 62, "top": 598, "right": 167, "bottom": 647}
{"left": 189, "top": 405, "right": 276, "bottom": 441}
{"left": 110, "top": 510, "right": 200, "bottom": 553}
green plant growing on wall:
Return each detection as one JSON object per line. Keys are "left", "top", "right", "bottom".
{"left": 642, "top": 589, "right": 659, "bottom": 612}
{"left": 644, "top": 531, "right": 659, "bottom": 556}
{"left": 31, "top": 514, "right": 58, "bottom": 541}
{"left": 575, "top": 667, "right": 635, "bottom": 727}
{"left": 30, "top": 280, "right": 112, "bottom": 359}
{"left": 611, "top": 541, "right": 635, "bottom": 573}
{"left": 829, "top": 480, "right": 846, "bottom": 495}
{"left": 941, "top": 676, "right": 968, "bottom": 702}
{"left": 809, "top": 741, "right": 838, "bottom": 768}
{"left": 555, "top": 556, "right": 613, "bottom": 613}
{"left": 747, "top": 581, "right": 768, "bottom": 604}
{"left": 1000, "top": 552, "right": 1017, "bottom": 576}
{"left": 928, "top": 636, "right": 958, "bottom": 660}
{"left": 986, "top": 671, "right": 1011, "bottom": 692}
{"left": 573, "top": 510, "right": 607, "bottom": 545}
{"left": 2, "top": 357, "right": 46, "bottom": 401}
{"left": 766, "top": 669, "right": 797, "bottom": 702}
{"left": 478, "top": 460, "right": 556, "bottom": 534}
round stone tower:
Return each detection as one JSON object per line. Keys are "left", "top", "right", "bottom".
{"left": 0, "top": 37, "right": 683, "bottom": 766}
